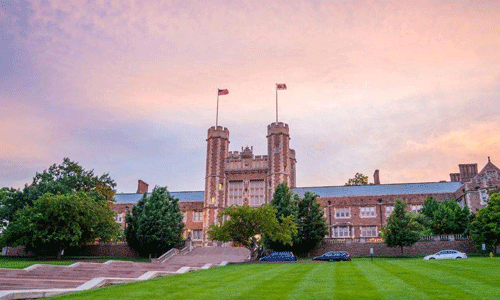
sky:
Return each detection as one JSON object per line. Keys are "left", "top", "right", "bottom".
{"left": 1, "top": 0, "right": 500, "bottom": 193}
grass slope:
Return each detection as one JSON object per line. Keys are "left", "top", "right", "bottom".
{"left": 52, "top": 257, "right": 500, "bottom": 300}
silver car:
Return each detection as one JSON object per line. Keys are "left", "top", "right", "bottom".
{"left": 423, "top": 250, "right": 467, "bottom": 260}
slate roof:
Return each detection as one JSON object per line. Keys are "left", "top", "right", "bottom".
{"left": 114, "top": 181, "right": 462, "bottom": 204}
{"left": 114, "top": 191, "right": 205, "bottom": 204}
{"left": 292, "top": 182, "right": 462, "bottom": 198}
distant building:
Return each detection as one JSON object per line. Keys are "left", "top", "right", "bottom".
{"left": 113, "top": 122, "right": 500, "bottom": 245}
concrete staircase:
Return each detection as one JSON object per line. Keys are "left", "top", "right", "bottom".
{"left": 0, "top": 246, "right": 250, "bottom": 299}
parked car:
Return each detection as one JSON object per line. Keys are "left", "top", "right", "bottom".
{"left": 313, "top": 251, "right": 351, "bottom": 262}
{"left": 259, "top": 251, "right": 297, "bottom": 262}
{"left": 423, "top": 250, "right": 467, "bottom": 260}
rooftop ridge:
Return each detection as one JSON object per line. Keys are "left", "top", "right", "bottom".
{"left": 116, "top": 190, "right": 204, "bottom": 195}
{"left": 292, "top": 181, "right": 457, "bottom": 190}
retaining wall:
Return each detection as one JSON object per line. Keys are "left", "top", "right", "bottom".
{"left": 309, "top": 240, "right": 477, "bottom": 257}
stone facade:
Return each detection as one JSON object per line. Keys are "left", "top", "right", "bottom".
{"left": 113, "top": 122, "right": 500, "bottom": 245}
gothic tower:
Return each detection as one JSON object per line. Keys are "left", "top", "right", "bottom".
{"left": 202, "top": 126, "right": 229, "bottom": 245}
{"left": 267, "top": 122, "right": 295, "bottom": 199}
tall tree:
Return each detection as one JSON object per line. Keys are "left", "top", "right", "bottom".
{"left": 0, "top": 192, "right": 120, "bottom": 258}
{"left": 382, "top": 199, "right": 423, "bottom": 254}
{"left": 125, "top": 187, "right": 184, "bottom": 258}
{"left": 293, "top": 192, "right": 328, "bottom": 255}
{"left": 0, "top": 158, "right": 116, "bottom": 224}
{"left": 266, "top": 182, "right": 298, "bottom": 250}
{"left": 345, "top": 173, "right": 372, "bottom": 186}
{"left": 470, "top": 191, "right": 500, "bottom": 252}
{"left": 208, "top": 205, "right": 297, "bottom": 260}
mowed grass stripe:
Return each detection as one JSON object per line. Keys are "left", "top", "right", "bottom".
{"left": 385, "top": 259, "right": 500, "bottom": 300}
{"left": 333, "top": 261, "right": 384, "bottom": 299}
{"left": 287, "top": 263, "right": 336, "bottom": 300}
{"left": 418, "top": 258, "right": 500, "bottom": 287}
{"left": 354, "top": 260, "right": 430, "bottom": 300}
{"left": 237, "top": 263, "right": 312, "bottom": 300}
{"left": 163, "top": 263, "right": 291, "bottom": 299}
{"left": 433, "top": 258, "right": 500, "bottom": 284}
{"left": 378, "top": 260, "right": 480, "bottom": 300}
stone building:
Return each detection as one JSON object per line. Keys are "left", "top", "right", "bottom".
{"left": 114, "top": 122, "right": 500, "bottom": 245}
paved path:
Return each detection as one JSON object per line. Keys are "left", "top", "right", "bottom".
{"left": 0, "top": 246, "right": 250, "bottom": 299}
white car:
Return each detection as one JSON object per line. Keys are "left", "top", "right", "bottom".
{"left": 423, "top": 250, "right": 468, "bottom": 260}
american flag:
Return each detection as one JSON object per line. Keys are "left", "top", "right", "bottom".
{"left": 276, "top": 83, "right": 287, "bottom": 90}
{"left": 218, "top": 89, "right": 229, "bottom": 95}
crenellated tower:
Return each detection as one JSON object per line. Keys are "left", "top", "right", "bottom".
{"left": 267, "top": 122, "right": 295, "bottom": 199}
{"left": 203, "top": 126, "right": 229, "bottom": 245}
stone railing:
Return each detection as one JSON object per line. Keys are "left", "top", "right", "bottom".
{"left": 420, "top": 234, "right": 471, "bottom": 242}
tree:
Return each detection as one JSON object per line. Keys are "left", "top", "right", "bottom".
{"left": 345, "top": 173, "right": 372, "bottom": 186}
{"left": 208, "top": 205, "right": 297, "bottom": 260}
{"left": 265, "top": 182, "right": 298, "bottom": 250}
{"left": 0, "top": 158, "right": 116, "bottom": 225}
{"left": 293, "top": 192, "right": 328, "bottom": 255}
{"left": 470, "top": 191, "right": 500, "bottom": 252}
{"left": 420, "top": 197, "right": 471, "bottom": 235}
{"left": 125, "top": 187, "right": 184, "bottom": 258}
{"left": 0, "top": 192, "right": 120, "bottom": 258}
{"left": 381, "top": 199, "right": 423, "bottom": 254}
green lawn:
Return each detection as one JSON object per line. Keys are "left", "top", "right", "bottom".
{"left": 51, "top": 257, "right": 500, "bottom": 300}
{"left": 0, "top": 256, "right": 150, "bottom": 269}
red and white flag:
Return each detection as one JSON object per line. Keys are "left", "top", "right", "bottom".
{"left": 276, "top": 83, "right": 287, "bottom": 90}
{"left": 218, "top": 89, "right": 229, "bottom": 95}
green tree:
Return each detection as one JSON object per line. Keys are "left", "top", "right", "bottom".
{"left": 0, "top": 158, "right": 116, "bottom": 224}
{"left": 420, "top": 197, "right": 471, "bottom": 235}
{"left": 208, "top": 205, "right": 297, "bottom": 260}
{"left": 470, "top": 191, "right": 500, "bottom": 252}
{"left": 345, "top": 173, "right": 372, "bottom": 186}
{"left": 381, "top": 199, "right": 423, "bottom": 254}
{"left": 0, "top": 192, "right": 120, "bottom": 258}
{"left": 266, "top": 182, "right": 298, "bottom": 250}
{"left": 125, "top": 187, "right": 184, "bottom": 258}
{"left": 293, "top": 192, "right": 328, "bottom": 255}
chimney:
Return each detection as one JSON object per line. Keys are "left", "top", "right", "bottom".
{"left": 137, "top": 180, "right": 149, "bottom": 194}
{"left": 450, "top": 173, "right": 460, "bottom": 182}
{"left": 373, "top": 169, "right": 380, "bottom": 185}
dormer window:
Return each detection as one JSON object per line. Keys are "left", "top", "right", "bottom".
{"left": 486, "top": 171, "right": 498, "bottom": 179}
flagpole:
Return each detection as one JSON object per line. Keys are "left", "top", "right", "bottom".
{"left": 276, "top": 85, "right": 278, "bottom": 123}
{"left": 216, "top": 91, "right": 219, "bottom": 128}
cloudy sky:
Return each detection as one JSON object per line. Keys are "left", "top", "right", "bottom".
{"left": 1, "top": 0, "right": 499, "bottom": 193}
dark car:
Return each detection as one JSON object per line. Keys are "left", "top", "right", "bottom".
{"left": 259, "top": 251, "right": 297, "bottom": 262}
{"left": 313, "top": 251, "right": 351, "bottom": 262}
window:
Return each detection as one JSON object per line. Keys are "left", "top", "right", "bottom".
{"left": 249, "top": 180, "right": 265, "bottom": 206}
{"left": 361, "top": 226, "right": 378, "bottom": 237}
{"left": 360, "top": 207, "right": 376, "bottom": 218}
{"left": 486, "top": 171, "right": 498, "bottom": 179}
{"left": 335, "top": 208, "right": 350, "bottom": 219}
{"left": 192, "top": 230, "right": 203, "bottom": 241}
{"left": 386, "top": 206, "right": 394, "bottom": 217}
{"left": 182, "top": 212, "right": 186, "bottom": 222}
{"left": 193, "top": 211, "right": 203, "bottom": 222}
{"left": 480, "top": 190, "right": 490, "bottom": 205}
{"left": 411, "top": 205, "right": 422, "bottom": 213}
{"left": 115, "top": 215, "right": 122, "bottom": 223}
{"left": 228, "top": 181, "right": 244, "bottom": 205}
{"left": 333, "top": 226, "right": 350, "bottom": 238}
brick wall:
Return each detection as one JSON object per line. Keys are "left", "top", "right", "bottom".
{"left": 309, "top": 240, "right": 477, "bottom": 257}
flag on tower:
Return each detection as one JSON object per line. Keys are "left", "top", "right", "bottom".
{"left": 276, "top": 83, "right": 287, "bottom": 90}
{"left": 218, "top": 89, "right": 229, "bottom": 95}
